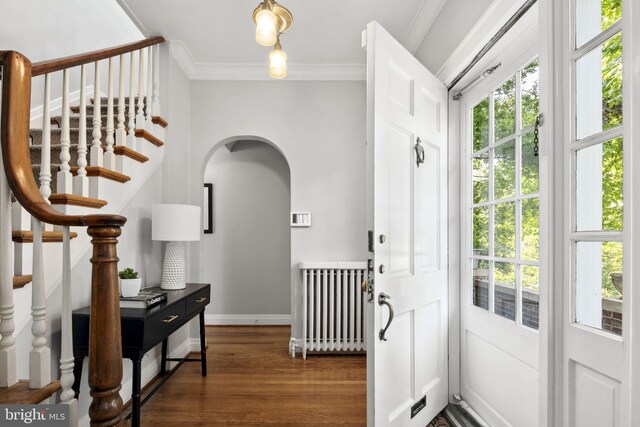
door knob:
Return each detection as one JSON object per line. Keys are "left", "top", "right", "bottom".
{"left": 379, "top": 265, "right": 385, "bottom": 274}
{"left": 378, "top": 293, "right": 394, "bottom": 341}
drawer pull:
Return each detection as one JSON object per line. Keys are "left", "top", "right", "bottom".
{"left": 195, "top": 297, "right": 207, "bottom": 303}
{"left": 162, "top": 315, "right": 179, "bottom": 324}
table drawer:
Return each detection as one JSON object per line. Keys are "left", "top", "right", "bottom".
{"left": 186, "top": 285, "right": 210, "bottom": 316}
{"left": 144, "top": 300, "right": 186, "bottom": 347}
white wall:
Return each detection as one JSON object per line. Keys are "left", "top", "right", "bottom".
{"left": 186, "top": 80, "right": 367, "bottom": 339}
{"left": 203, "top": 141, "right": 291, "bottom": 319}
{"left": 0, "top": 0, "right": 144, "bottom": 123}
{"left": 0, "top": 0, "right": 143, "bottom": 62}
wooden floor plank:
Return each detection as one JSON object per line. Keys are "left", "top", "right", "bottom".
{"left": 139, "top": 325, "right": 366, "bottom": 426}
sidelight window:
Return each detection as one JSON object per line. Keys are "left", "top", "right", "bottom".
{"left": 572, "top": 0, "right": 623, "bottom": 336}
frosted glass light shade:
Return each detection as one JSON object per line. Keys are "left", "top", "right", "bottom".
{"left": 269, "top": 47, "right": 287, "bottom": 79}
{"left": 152, "top": 204, "right": 201, "bottom": 241}
{"left": 255, "top": 9, "right": 278, "bottom": 46}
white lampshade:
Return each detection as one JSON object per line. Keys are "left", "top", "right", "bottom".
{"left": 255, "top": 9, "right": 278, "bottom": 46}
{"left": 152, "top": 204, "right": 201, "bottom": 242}
{"left": 269, "top": 45, "right": 287, "bottom": 79}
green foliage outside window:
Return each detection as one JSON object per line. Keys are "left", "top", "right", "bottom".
{"left": 600, "top": 0, "right": 623, "bottom": 298}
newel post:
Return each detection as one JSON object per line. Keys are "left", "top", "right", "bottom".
{"left": 86, "top": 221, "right": 126, "bottom": 427}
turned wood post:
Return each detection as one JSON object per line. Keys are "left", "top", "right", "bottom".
{"left": 87, "top": 222, "right": 126, "bottom": 427}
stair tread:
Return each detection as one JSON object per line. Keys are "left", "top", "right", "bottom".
{"left": 49, "top": 193, "right": 108, "bottom": 208}
{"left": 0, "top": 380, "right": 61, "bottom": 404}
{"left": 12, "top": 230, "right": 79, "bottom": 244}
{"left": 70, "top": 166, "right": 131, "bottom": 183}
{"left": 113, "top": 146, "right": 149, "bottom": 163}
{"left": 13, "top": 275, "right": 32, "bottom": 289}
{"left": 134, "top": 129, "right": 164, "bottom": 147}
{"left": 152, "top": 116, "right": 168, "bottom": 128}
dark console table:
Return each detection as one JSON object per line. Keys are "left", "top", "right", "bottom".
{"left": 72, "top": 283, "right": 211, "bottom": 427}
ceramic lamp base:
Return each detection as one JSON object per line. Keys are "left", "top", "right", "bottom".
{"left": 161, "top": 241, "right": 186, "bottom": 290}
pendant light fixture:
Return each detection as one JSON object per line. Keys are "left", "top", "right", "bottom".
{"left": 269, "top": 37, "right": 287, "bottom": 79}
{"left": 252, "top": 0, "right": 293, "bottom": 46}
{"left": 253, "top": 0, "right": 292, "bottom": 79}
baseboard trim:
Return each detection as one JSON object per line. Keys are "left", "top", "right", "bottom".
{"left": 205, "top": 314, "right": 291, "bottom": 325}
{"left": 188, "top": 337, "right": 202, "bottom": 352}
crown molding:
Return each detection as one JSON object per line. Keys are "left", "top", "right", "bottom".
{"left": 170, "top": 40, "right": 365, "bottom": 81}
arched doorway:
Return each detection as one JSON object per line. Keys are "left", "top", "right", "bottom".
{"left": 200, "top": 137, "right": 291, "bottom": 323}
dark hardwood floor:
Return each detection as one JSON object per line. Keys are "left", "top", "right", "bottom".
{"left": 139, "top": 325, "right": 367, "bottom": 426}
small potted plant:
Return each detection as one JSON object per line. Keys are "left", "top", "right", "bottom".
{"left": 119, "top": 267, "right": 142, "bottom": 298}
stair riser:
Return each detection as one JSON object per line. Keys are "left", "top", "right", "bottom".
{"left": 92, "top": 96, "right": 144, "bottom": 105}
{"left": 31, "top": 146, "right": 81, "bottom": 167}
{"left": 74, "top": 105, "right": 147, "bottom": 117}
{"left": 30, "top": 128, "right": 126, "bottom": 148}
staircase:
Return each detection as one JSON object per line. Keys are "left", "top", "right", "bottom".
{"left": 0, "top": 37, "right": 166, "bottom": 426}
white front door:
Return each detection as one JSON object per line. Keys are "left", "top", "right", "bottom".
{"left": 364, "top": 21, "right": 448, "bottom": 426}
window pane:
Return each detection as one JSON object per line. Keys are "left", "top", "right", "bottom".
{"left": 522, "top": 266, "right": 539, "bottom": 329}
{"left": 494, "top": 139, "right": 516, "bottom": 200}
{"left": 576, "top": 241, "right": 622, "bottom": 335}
{"left": 576, "top": 138, "right": 623, "bottom": 231}
{"left": 473, "top": 98, "right": 489, "bottom": 152}
{"left": 494, "top": 77, "right": 516, "bottom": 141}
{"left": 494, "top": 202, "right": 515, "bottom": 258}
{"left": 473, "top": 207, "right": 489, "bottom": 256}
{"left": 522, "top": 198, "right": 540, "bottom": 261}
{"left": 522, "top": 131, "right": 539, "bottom": 194}
{"left": 521, "top": 59, "right": 540, "bottom": 128}
{"left": 494, "top": 262, "right": 516, "bottom": 321}
{"left": 576, "top": 0, "right": 622, "bottom": 48}
{"left": 576, "top": 32, "right": 622, "bottom": 140}
{"left": 473, "top": 153, "right": 489, "bottom": 204}
{"left": 473, "top": 259, "right": 489, "bottom": 310}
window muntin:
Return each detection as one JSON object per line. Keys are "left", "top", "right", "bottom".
{"left": 469, "top": 58, "right": 540, "bottom": 330}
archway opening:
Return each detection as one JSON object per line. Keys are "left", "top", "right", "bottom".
{"left": 201, "top": 138, "right": 291, "bottom": 322}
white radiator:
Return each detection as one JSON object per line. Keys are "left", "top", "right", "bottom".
{"left": 299, "top": 262, "right": 367, "bottom": 359}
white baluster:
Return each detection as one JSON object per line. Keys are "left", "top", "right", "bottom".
{"left": 73, "top": 65, "right": 89, "bottom": 197}
{"left": 90, "top": 61, "right": 103, "bottom": 167}
{"left": 136, "top": 48, "right": 146, "bottom": 130}
{"left": 152, "top": 44, "right": 162, "bottom": 117}
{"left": 57, "top": 69, "right": 73, "bottom": 194}
{"left": 145, "top": 46, "right": 153, "bottom": 131}
{"left": 40, "top": 74, "right": 52, "bottom": 200}
{"left": 60, "top": 227, "right": 78, "bottom": 426}
{"left": 127, "top": 52, "right": 136, "bottom": 150}
{"left": 0, "top": 123, "right": 17, "bottom": 387}
{"left": 104, "top": 58, "right": 116, "bottom": 171}
{"left": 116, "top": 55, "right": 127, "bottom": 147}
{"left": 30, "top": 218, "right": 51, "bottom": 388}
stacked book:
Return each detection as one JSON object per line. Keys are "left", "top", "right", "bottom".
{"left": 120, "top": 287, "right": 167, "bottom": 309}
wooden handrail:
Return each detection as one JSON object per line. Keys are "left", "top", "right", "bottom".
{"left": 1, "top": 51, "right": 126, "bottom": 228}
{"left": 32, "top": 36, "right": 165, "bottom": 77}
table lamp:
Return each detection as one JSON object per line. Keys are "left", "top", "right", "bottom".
{"left": 152, "top": 204, "right": 201, "bottom": 290}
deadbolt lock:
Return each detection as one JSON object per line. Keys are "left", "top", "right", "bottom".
{"left": 379, "top": 265, "right": 385, "bottom": 274}
{"left": 379, "top": 234, "right": 386, "bottom": 244}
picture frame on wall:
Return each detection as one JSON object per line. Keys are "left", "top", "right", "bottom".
{"left": 203, "top": 183, "right": 213, "bottom": 234}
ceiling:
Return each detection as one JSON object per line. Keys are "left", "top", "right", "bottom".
{"left": 118, "top": 0, "right": 497, "bottom": 79}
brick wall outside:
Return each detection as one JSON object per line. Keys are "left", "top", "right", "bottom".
{"left": 473, "top": 280, "right": 622, "bottom": 335}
